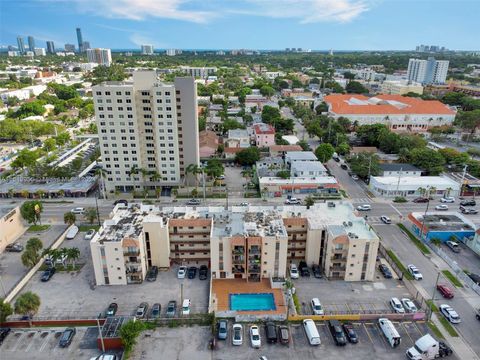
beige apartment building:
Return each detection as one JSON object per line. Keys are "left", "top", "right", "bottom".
{"left": 90, "top": 202, "right": 379, "bottom": 285}
{"left": 0, "top": 206, "right": 25, "bottom": 252}
{"left": 93, "top": 71, "right": 199, "bottom": 194}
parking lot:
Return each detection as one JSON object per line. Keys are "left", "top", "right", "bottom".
{"left": 129, "top": 321, "right": 457, "bottom": 360}
{"left": 0, "top": 326, "right": 109, "bottom": 360}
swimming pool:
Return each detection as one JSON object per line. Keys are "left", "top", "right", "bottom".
{"left": 229, "top": 293, "right": 276, "bottom": 311}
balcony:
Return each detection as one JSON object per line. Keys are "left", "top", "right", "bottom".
{"left": 123, "top": 250, "right": 140, "bottom": 256}
{"left": 248, "top": 248, "right": 261, "bottom": 255}
{"left": 232, "top": 265, "right": 245, "bottom": 274}
{"left": 248, "top": 265, "right": 261, "bottom": 273}
{"left": 125, "top": 256, "right": 140, "bottom": 264}
{"left": 330, "top": 265, "right": 346, "bottom": 271}
{"left": 232, "top": 255, "right": 244, "bottom": 264}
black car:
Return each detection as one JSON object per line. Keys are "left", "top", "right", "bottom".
{"left": 439, "top": 342, "right": 453, "bottom": 357}
{"left": 300, "top": 267, "right": 310, "bottom": 277}
{"left": 378, "top": 264, "right": 392, "bottom": 279}
{"left": 340, "top": 164, "right": 348, "bottom": 170}
{"left": 328, "top": 320, "right": 347, "bottom": 346}
{"left": 146, "top": 266, "right": 158, "bottom": 282}
{"left": 5, "top": 243, "right": 23, "bottom": 252}
{"left": 41, "top": 267, "right": 56, "bottom": 282}
{"left": 199, "top": 265, "right": 208, "bottom": 280}
{"left": 467, "top": 272, "right": 480, "bottom": 286}
{"left": 0, "top": 328, "right": 11, "bottom": 345}
{"left": 113, "top": 199, "right": 128, "bottom": 207}
{"left": 106, "top": 303, "right": 118, "bottom": 317}
{"left": 413, "top": 197, "right": 429, "bottom": 203}
{"left": 312, "top": 264, "right": 322, "bottom": 278}
{"left": 166, "top": 300, "right": 177, "bottom": 317}
{"left": 187, "top": 267, "right": 197, "bottom": 279}
{"left": 342, "top": 323, "right": 358, "bottom": 344}
{"left": 265, "top": 322, "right": 277, "bottom": 343}
{"left": 59, "top": 328, "right": 76, "bottom": 347}
{"left": 460, "top": 199, "right": 476, "bottom": 206}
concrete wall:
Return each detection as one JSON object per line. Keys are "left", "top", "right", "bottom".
{"left": 0, "top": 206, "right": 25, "bottom": 252}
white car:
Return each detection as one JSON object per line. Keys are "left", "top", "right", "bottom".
{"left": 290, "top": 264, "right": 299, "bottom": 279}
{"left": 239, "top": 202, "right": 250, "bottom": 206}
{"left": 84, "top": 229, "right": 96, "bottom": 240}
{"left": 440, "top": 197, "right": 455, "bottom": 203}
{"left": 356, "top": 204, "right": 371, "bottom": 211}
{"left": 71, "top": 207, "right": 85, "bottom": 214}
{"left": 182, "top": 299, "right": 191, "bottom": 315}
{"left": 232, "top": 323, "right": 243, "bottom": 346}
{"left": 408, "top": 264, "right": 423, "bottom": 280}
{"left": 389, "top": 297, "right": 405, "bottom": 313}
{"left": 177, "top": 266, "right": 187, "bottom": 279}
{"left": 311, "top": 298, "right": 324, "bottom": 315}
{"left": 285, "top": 198, "right": 301, "bottom": 205}
{"left": 440, "top": 304, "right": 461, "bottom": 324}
{"left": 250, "top": 325, "right": 261, "bottom": 348}
{"left": 380, "top": 215, "right": 391, "bottom": 224}
{"left": 435, "top": 204, "right": 449, "bottom": 211}
{"left": 401, "top": 298, "right": 418, "bottom": 313}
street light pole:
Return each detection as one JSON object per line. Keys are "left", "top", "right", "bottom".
{"left": 419, "top": 187, "right": 431, "bottom": 241}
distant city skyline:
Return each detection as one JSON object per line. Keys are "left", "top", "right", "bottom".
{"left": 1, "top": 0, "right": 479, "bottom": 51}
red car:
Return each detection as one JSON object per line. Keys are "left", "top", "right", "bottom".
{"left": 413, "top": 197, "right": 429, "bottom": 203}
{"left": 437, "top": 284, "right": 454, "bottom": 299}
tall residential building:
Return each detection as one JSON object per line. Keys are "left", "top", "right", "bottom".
{"left": 76, "top": 27, "right": 83, "bottom": 52}
{"left": 16, "top": 36, "right": 25, "bottom": 54}
{"left": 87, "top": 48, "right": 112, "bottom": 66}
{"left": 166, "top": 49, "right": 179, "bottom": 56}
{"left": 27, "top": 36, "right": 35, "bottom": 52}
{"left": 34, "top": 48, "right": 46, "bottom": 56}
{"left": 82, "top": 41, "right": 91, "bottom": 52}
{"left": 46, "top": 41, "right": 55, "bottom": 54}
{"left": 64, "top": 43, "right": 76, "bottom": 52}
{"left": 92, "top": 71, "right": 200, "bottom": 193}
{"left": 141, "top": 44, "right": 154, "bottom": 55}
{"left": 407, "top": 57, "right": 449, "bottom": 84}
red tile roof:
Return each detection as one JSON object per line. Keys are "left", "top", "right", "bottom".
{"left": 270, "top": 145, "right": 303, "bottom": 152}
{"left": 324, "top": 94, "right": 456, "bottom": 115}
{"left": 253, "top": 123, "right": 275, "bottom": 135}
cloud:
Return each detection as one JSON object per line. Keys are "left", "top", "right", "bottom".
{"left": 70, "top": 0, "right": 214, "bottom": 23}
{"left": 129, "top": 33, "right": 169, "bottom": 49}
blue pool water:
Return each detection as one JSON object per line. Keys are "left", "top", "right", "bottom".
{"left": 230, "top": 293, "right": 276, "bottom": 311}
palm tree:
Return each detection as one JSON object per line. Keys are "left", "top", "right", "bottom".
{"left": 417, "top": 187, "right": 426, "bottom": 197}
{"left": 7, "top": 188, "right": 14, "bottom": 198}
{"left": 95, "top": 167, "right": 108, "bottom": 200}
{"left": 84, "top": 208, "right": 98, "bottom": 225}
{"left": 58, "top": 248, "right": 69, "bottom": 270}
{"left": 64, "top": 212, "right": 76, "bottom": 225}
{"left": 57, "top": 189, "right": 65, "bottom": 198}
{"left": 66, "top": 247, "right": 80, "bottom": 270}
{"left": 127, "top": 164, "right": 140, "bottom": 179}
{"left": 14, "top": 291, "right": 41, "bottom": 325}
{"left": 428, "top": 186, "right": 437, "bottom": 199}
{"left": 186, "top": 164, "right": 201, "bottom": 188}
{"left": 445, "top": 187, "right": 453, "bottom": 198}
{"left": 305, "top": 196, "right": 315, "bottom": 209}
{"left": 20, "top": 190, "right": 29, "bottom": 198}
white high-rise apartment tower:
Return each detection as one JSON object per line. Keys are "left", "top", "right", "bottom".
{"left": 87, "top": 48, "right": 112, "bottom": 66}
{"left": 141, "top": 44, "right": 154, "bottom": 55}
{"left": 93, "top": 71, "right": 199, "bottom": 194}
{"left": 407, "top": 57, "right": 449, "bottom": 84}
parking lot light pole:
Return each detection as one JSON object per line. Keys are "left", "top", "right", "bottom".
{"left": 96, "top": 317, "right": 105, "bottom": 352}
{"left": 428, "top": 272, "right": 441, "bottom": 321}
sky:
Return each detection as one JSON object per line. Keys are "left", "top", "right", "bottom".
{"left": 1, "top": 0, "right": 479, "bottom": 51}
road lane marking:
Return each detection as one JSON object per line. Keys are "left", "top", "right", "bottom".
{"left": 390, "top": 203, "right": 403, "bottom": 216}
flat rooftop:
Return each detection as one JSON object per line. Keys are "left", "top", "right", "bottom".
{"left": 410, "top": 212, "right": 475, "bottom": 232}
{"left": 0, "top": 206, "right": 15, "bottom": 218}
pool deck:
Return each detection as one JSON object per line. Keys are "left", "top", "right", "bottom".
{"left": 211, "top": 279, "right": 286, "bottom": 316}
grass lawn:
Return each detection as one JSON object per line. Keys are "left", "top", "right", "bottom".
{"left": 27, "top": 224, "right": 51, "bottom": 232}
{"left": 427, "top": 320, "right": 444, "bottom": 339}
{"left": 397, "top": 224, "right": 431, "bottom": 255}
{"left": 339, "top": 189, "right": 349, "bottom": 198}
{"left": 386, "top": 249, "right": 414, "bottom": 280}
{"left": 78, "top": 225, "right": 101, "bottom": 232}
{"left": 438, "top": 316, "right": 459, "bottom": 337}
{"left": 441, "top": 270, "right": 463, "bottom": 288}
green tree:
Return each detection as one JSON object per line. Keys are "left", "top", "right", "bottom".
{"left": 235, "top": 147, "right": 260, "bottom": 166}
{"left": 21, "top": 248, "right": 41, "bottom": 268}
{"left": 441, "top": 92, "right": 466, "bottom": 107}
{"left": 304, "top": 196, "right": 315, "bottom": 209}
{"left": 26, "top": 237, "right": 43, "bottom": 254}
{"left": 315, "top": 143, "right": 335, "bottom": 162}
{"left": 343, "top": 71, "right": 356, "bottom": 80}
{"left": 324, "top": 80, "right": 344, "bottom": 93}
{"left": 260, "top": 85, "right": 275, "bottom": 97}
{"left": 346, "top": 81, "right": 369, "bottom": 94}
{"left": 455, "top": 110, "right": 480, "bottom": 134}
{"left": 84, "top": 207, "right": 98, "bottom": 225}
{"left": 55, "top": 132, "right": 71, "bottom": 146}
{"left": 336, "top": 142, "right": 350, "bottom": 155}
{"left": 42, "top": 138, "right": 56, "bottom": 152}
{"left": 11, "top": 149, "right": 42, "bottom": 169}
{"left": 66, "top": 247, "right": 81, "bottom": 268}
{"left": 315, "top": 102, "right": 328, "bottom": 115}
{"left": 297, "top": 140, "right": 311, "bottom": 151}
{"left": 0, "top": 299, "right": 13, "bottom": 323}
{"left": 90, "top": 64, "right": 127, "bottom": 85}
{"left": 119, "top": 320, "right": 148, "bottom": 355}
{"left": 64, "top": 212, "right": 76, "bottom": 225}
{"left": 439, "top": 148, "right": 469, "bottom": 166}
{"left": 14, "top": 291, "right": 41, "bottom": 319}
{"left": 204, "top": 158, "right": 224, "bottom": 178}
{"left": 20, "top": 200, "right": 43, "bottom": 225}
{"left": 13, "top": 101, "right": 45, "bottom": 119}
{"left": 409, "top": 148, "right": 446, "bottom": 175}
{"left": 349, "top": 153, "right": 380, "bottom": 178}
{"left": 276, "top": 170, "right": 290, "bottom": 179}
{"left": 261, "top": 105, "right": 281, "bottom": 124}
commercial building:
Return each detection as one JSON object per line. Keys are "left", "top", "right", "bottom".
{"left": 166, "top": 49, "right": 181, "bottom": 56}
{"left": 253, "top": 123, "right": 275, "bottom": 147}
{"left": 87, "top": 48, "right": 112, "bottom": 67}
{"left": 407, "top": 57, "right": 449, "bottom": 85}
{"left": 141, "top": 44, "right": 154, "bottom": 55}
{"left": 34, "top": 48, "right": 46, "bottom": 56}
{"left": 46, "top": 41, "right": 55, "bottom": 54}
{"left": 93, "top": 71, "right": 199, "bottom": 193}
{"left": 27, "top": 36, "right": 35, "bottom": 52}
{"left": 381, "top": 80, "right": 423, "bottom": 95}
{"left": 408, "top": 212, "right": 475, "bottom": 243}
{"left": 369, "top": 175, "right": 460, "bottom": 198}
{"left": 90, "top": 202, "right": 379, "bottom": 285}
{"left": 16, "top": 36, "right": 25, "bottom": 54}
{"left": 0, "top": 206, "right": 25, "bottom": 252}
{"left": 76, "top": 27, "right": 83, "bottom": 52}
{"left": 324, "top": 94, "right": 456, "bottom": 132}
{"left": 0, "top": 84, "right": 47, "bottom": 102}
{"left": 65, "top": 43, "right": 76, "bottom": 52}
{"left": 179, "top": 66, "right": 217, "bottom": 78}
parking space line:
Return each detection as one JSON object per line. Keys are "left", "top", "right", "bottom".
{"left": 363, "top": 324, "right": 374, "bottom": 344}
{"left": 402, "top": 323, "right": 415, "bottom": 345}
{"left": 411, "top": 321, "right": 425, "bottom": 338}
{"left": 345, "top": 303, "right": 351, "bottom": 312}
{"left": 11, "top": 331, "right": 26, "bottom": 352}
{"left": 39, "top": 331, "right": 53, "bottom": 352}
{"left": 375, "top": 324, "right": 390, "bottom": 348}
{"left": 25, "top": 331, "right": 38, "bottom": 352}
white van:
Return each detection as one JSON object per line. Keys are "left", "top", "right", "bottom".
{"left": 182, "top": 299, "right": 191, "bottom": 315}
{"left": 379, "top": 318, "right": 401, "bottom": 348}
{"left": 303, "top": 319, "right": 321, "bottom": 346}
{"left": 66, "top": 225, "right": 79, "bottom": 240}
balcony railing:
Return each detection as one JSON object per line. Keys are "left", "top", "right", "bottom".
{"left": 330, "top": 266, "right": 346, "bottom": 271}
{"left": 124, "top": 250, "right": 140, "bottom": 256}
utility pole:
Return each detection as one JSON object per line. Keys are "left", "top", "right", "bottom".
{"left": 95, "top": 190, "right": 101, "bottom": 227}
{"left": 202, "top": 170, "right": 206, "bottom": 203}
{"left": 428, "top": 272, "right": 441, "bottom": 321}
{"left": 367, "top": 155, "right": 372, "bottom": 179}
{"left": 396, "top": 167, "right": 403, "bottom": 195}
{"left": 419, "top": 187, "right": 431, "bottom": 241}
{"left": 460, "top": 164, "right": 468, "bottom": 197}
{"left": 96, "top": 318, "right": 105, "bottom": 352}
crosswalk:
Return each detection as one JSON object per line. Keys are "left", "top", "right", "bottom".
{"left": 349, "top": 197, "right": 374, "bottom": 204}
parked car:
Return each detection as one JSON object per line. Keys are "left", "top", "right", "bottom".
{"left": 466, "top": 272, "right": 480, "bottom": 285}
{"left": 390, "top": 297, "right": 405, "bottom": 313}
{"left": 459, "top": 206, "right": 478, "bottom": 214}
{"left": 5, "top": 243, "right": 23, "bottom": 252}
{"left": 66, "top": 225, "right": 79, "bottom": 240}
{"left": 299, "top": 261, "right": 310, "bottom": 277}
{"left": 265, "top": 322, "right": 277, "bottom": 343}
{"left": 289, "top": 263, "right": 299, "bottom": 279}
{"left": 340, "top": 163, "right": 348, "bottom": 170}
{"left": 378, "top": 264, "right": 392, "bottom": 278}
{"left": 186, "top": 199, "right": 201, "bottom": 205}
{"left": 250, "top": 325, "right": 261, "bottom": 348}
{"left": 312, "top": 264, "right": 322, "bottom": 278}
{"left": 232, "top": 323, "right": 243, "bottom": 346}
{"left": 446, "top": 241, "right": 460, "bottom": 253}
{"left": 150, "top": 303, "right": 161, "bottom": 319}
{"left": 311, "top": 298, "right": 324, "bottom": 315}
{"left": 380, "top": 215, "right": 391, "bottom": 224}
{"left": 328, "top": 320, "right": 347, "bottom": 346}
{"left": 113, "top": 199, "right": 128, "bottom": 207}
{"left": 106, "top": 303, "right": 118, "bottom": 317}
{"left": 146, "top": 266, "right": 158, "bottom": 281}
{"left": 342, "top": 323, "right": 358, "bottom": 344}
{"left": 166, "top": 300, "right": 176, "bottom": 317}
{"left": 437, "top": 284, "right": 454, "bottom": 299}
{"left": 239, "top": 202, "right": 249, "bottom": 206}
{"left": 59, "top": 328, "right": 76, "bottom": 347}
{"left": 177, "top": 266, "right": 187, "bottom": 279}
{"left": 285, "top": 198, "right": 301, "bottom": 205}
{"left": 440, "top": 196, "right": 455, "bottom": 203}
{"left": 401, "top": 298, "right": 418, "bottom": 313}
{"left": 475, "top": 308, "right": 480, "bottom": 321}
{"left": 90, "top": 355, "right": 117, "bottom": 360}
{"left": 71, "top": 207, "right": 85, "bottom": 214}
{"left": 199, "top": 265, "right": 208, "bottom": 280}
{"left": 187, "top": 266, "right": 197, "bottom": 279}
{"left": 460, "top": 199, "right": 476, "bottom": 206}
{"left": 41, "top": 267, "right": 56, "bottom": 282}
{"left": 278, "top": 325, "right": 290, "bottom": 345}
{"left": 182, "top": 299, "right": 191, "bottom": 315}
{"left": 413, "top": 197, "right": 429, "bottom": 203}
{"left": 408, "top": 264, "right": 423, "bottom": 280}
{"left": 440, "top": 304, "right": 461, "bottom": 324}
{"left": 435, "top": 204, "right": 449, "bottom": 211}
{"left": 217, "top": 320, "right": 228, "bottom": 340}
{"left": 135, "top": 302, "right": 148, "bottom": 318}
{"left": 356, "top": 204, "right": 371, "bottom": 211}
{"left": 84, "top": 229, "right": 96, "bottom": 240}
{"left": 0, "top": 327, "right": 11, "bottom": 345}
